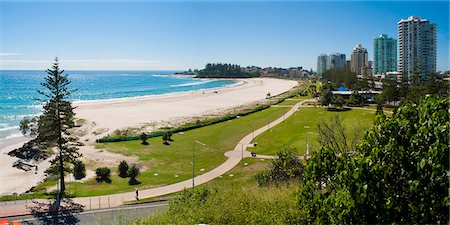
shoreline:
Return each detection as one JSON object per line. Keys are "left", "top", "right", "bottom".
{"left": 74, "top": 78, "right": 297, "bottom": 135}
{"left": 0, "top": 77, "right": 298, "bottom": 196}
{"left": 0, "top": 78, "right": 244, "bottom": 148}
{"left": 73, "top": 77, "right": 243, "bottom": 105}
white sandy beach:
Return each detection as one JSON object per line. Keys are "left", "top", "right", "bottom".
{"left": 0, "top": 78, "right": 297, "bottom": 196}
{"left": 75, "top": 78, "right": 297, "bottom": 133}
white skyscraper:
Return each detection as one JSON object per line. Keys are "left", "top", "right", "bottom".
{"left": 398, "top": 16, "right": 437, "bottom": 79}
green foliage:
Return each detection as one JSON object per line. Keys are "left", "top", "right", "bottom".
{"left": 134, "top": 185, "right": 300, "bottom": 224}
{"left": 333, "top": 95, "right": 345, "bottom": 108}
{"left": 346, "top": 92, "right": 364, "bottom": 106}
{"left": 297, "top": 96, "right": 449, "bottom": 224}
{"left": 162, "top": 131, "right": 171, "bottom": 145}
{"left": 196, "top": 63, "right": 255, "bottom": 78}
{"left": 12, "top": 58, "right": 81, "bottom": 194}
{"left": 118, "top": 160, "right": 129, "bottom": 178}
{"left": 139, "top": 133, "right": 148, "bottom": 145}
{"left": 128, "top": 165, "right": 141, "bottom": 185}
{"left": 19, "top": 116, "right": 38, "bottom": 138}
{"left": 255, "top": 147, "right": 304, "bottom": 186}
{"left": 322, "top": 68, "right": 357, "bottom": 88}
{"left": 320, "top": 82, "right": 334, "bottom": 106}
{"left": 389, "top": 71, "right": 448, "bottom": 106}
{"left": 97, "top": 102, "right": 274, "bottom": 143}
{"left": 72, "top": 160, "right": 86, "bottom": 180}
{"left": 95, "top": 167, "right": 111, "bottom": 183}
{"left": 381, "top": 78, "right": 399, "bottom": 105}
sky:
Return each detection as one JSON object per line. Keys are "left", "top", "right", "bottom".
{"left": 0, "top": 0, "right": 448, "bottom": 71}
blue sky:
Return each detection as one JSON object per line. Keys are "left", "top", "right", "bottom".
{"left": 0, "top": 1, "right": 448, "bottom": 71}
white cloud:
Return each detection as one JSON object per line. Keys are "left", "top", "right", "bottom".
{"left": 0, "top": 58, "right": 184, "bottom": 70}
{"left": 0, "top": 53, "right": 21, "bottom": 56}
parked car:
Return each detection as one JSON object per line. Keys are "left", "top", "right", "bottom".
{"left": 0, "top": 220, "right": 20, "bottom": 225}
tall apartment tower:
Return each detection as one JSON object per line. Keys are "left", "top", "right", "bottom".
{"left": 317, "top": 54, "right": 328, "bottom": 76}
{"left": 327, "top": 53, "right": 346, "bottom": 70}
{"left": 398, "top": 16, "right": 436, "bottom": 79}
{"left": 373, "top": 34, "right": 397, "bottom": 75}
{"left": 350, "top": 44, "right": 368, "bottom": 75}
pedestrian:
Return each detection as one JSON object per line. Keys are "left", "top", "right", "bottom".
{"left": 135, "top": 189, "right": 139, "bottom": 201}
{"left": 35, "top": 165, "right": 38, "bottom": 174}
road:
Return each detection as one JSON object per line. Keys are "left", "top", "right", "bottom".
{"left": 3, "top": 201, "right": 167, "bottom": 225}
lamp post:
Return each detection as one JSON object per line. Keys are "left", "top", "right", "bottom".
{"left": 192, "top": 140, "right": 206, "bottom": 189}
{"left": 304, "top": 126, "right": 310, "bottom": 156}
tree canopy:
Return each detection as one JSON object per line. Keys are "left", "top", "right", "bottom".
{"left": 297, "top": 96, "right": 449, "bottom": 224}
{"left": 196, "top": 63, "right": 256, "bottom": 78}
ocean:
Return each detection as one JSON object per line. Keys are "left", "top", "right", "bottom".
{"left": 0, "top": 70, "right": 237, "bottom": 144}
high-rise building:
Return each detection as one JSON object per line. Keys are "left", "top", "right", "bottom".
{"left": 398, "top": 16, "right": 436, "bottom": 79}
{"left": 327, "top": 53, "right": 346, "bottom": 70}
{"left": 350, "top": 44, "right": 368, "bottom": 75}
{"left": 317, "top": 54, "right": 328, "bottom": 76}
{"left": 316, "top": 53, "right": 346, "bottom": 76}
{"left": 373, "top": 34, "right": 397, "bottom": 75}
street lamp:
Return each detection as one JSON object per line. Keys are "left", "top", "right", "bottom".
{"left": 304, "top": 126, "right": 310, "bottom": 156}
{"left": 192, "top": 140, "right": 206, "bottom": 189}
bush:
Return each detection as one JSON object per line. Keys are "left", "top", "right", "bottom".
{"left": 297, "top": 96, "right": 449, "bottom": 224}
{"left": 162, "top": 131, "right": 172, "bottom": 145}
{"left": 73, "top": 160, "right": 86, "bottom": 180}
{"left": 135, "top": 185, "right": 300, "bottom": 224}
{"left": 140, "top": 133, "right": 148, "bottom": 145}
{"left": 254, "top": 147, "right": 304, "bottom": 186}
{"left": 128, "top": 165, "right": 141, "bottom": 185}
{"left": 118, "top": 160, "right": 129, "bottom": 178}
{"left": 95, "top": 167, "right": 111, "bottom": 183}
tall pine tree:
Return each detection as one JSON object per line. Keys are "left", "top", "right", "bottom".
{"left": 36, "top": 58, "right": 81, "bottom": 195}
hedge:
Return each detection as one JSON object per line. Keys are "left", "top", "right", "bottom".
{"left": 96, "top": 103, "right": 272, "bottom": 143}
{"left": 96, "top": 85, "right": 304, "bottom": 143}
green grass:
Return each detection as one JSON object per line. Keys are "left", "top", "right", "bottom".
{"left": 126, "top": 157, "right": 271, "bottom": 204}
{"left": 132, "top": 158, "right": 299, "bottom": 224}
{"left": 0, "top": 180, "right": 59, "bottom": 202}
{"left": 67, "top": 107, "right": 289, "bottom": 197}
{"left": 276, "top": 99, "right": 303, "bottom": 106}
{"left": 363, "top": 105, "right": 394, "bottom": 112}
{"left": 251, "top": 107, "right": 376, "bottom": 155}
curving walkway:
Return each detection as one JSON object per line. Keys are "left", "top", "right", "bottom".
{"left": 0, "top": 99, "right": 316, "bottom": 217}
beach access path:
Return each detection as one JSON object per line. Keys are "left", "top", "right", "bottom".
{"left": 0, "top": 98, "right": 316, "bottom": 218}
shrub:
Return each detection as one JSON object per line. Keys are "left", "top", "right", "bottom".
{"left": 140, "top": 133, "right": 148, "bottom": 145}
{"left": 297, "top": 96, "right": 449, "bottom": 224}
{"left": 118, "top": 160, "right": 129, "bottom": 178}
{"left": 162, "top": 132, "right": 170, "bottom": 145}
{"left": 128, "top": 165, "right": 141, "bottom": 185}
{"left": 95, "top": 167, "right": 111, "bottom": 183}
{"left": 73, "top": 160, "right": 86, "bottom": 180}
{"left": 254, "top": 147, "right": 304, "bottom": 186}
{"left": 135, "top": 185, "right": 300, "bottom": 224}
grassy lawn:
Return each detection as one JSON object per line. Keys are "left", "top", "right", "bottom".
{"left": 276, "top": 98, "right": 304, "bottom": 106}
{"left": 251, "top": 107, "right": 376, "bottom": 155}
{"left": 67, "top": 107, "right": 289, "bottom": 197}
{"left": 363, "top": 105, "right": 394, "bottom": 112}
{"left": 126, "top": 157, "right": 271, "bottom": 204}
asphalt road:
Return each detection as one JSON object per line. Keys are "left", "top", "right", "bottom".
{"left": 3, "top": 201, "right": 168, "bottom": 225}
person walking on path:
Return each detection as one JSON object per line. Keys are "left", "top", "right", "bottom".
{"left": 135, "top": 189, "right": 139, "bottom": 201}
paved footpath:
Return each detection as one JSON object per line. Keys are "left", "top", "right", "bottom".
{"left": 0, "top": 99, "right": 316, "bottom": 218}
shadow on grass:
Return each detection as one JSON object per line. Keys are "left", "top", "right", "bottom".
{"left": 27, "top": 198, "right": 84, "bottom": 225}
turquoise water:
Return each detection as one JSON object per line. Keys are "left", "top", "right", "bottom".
{"left": 0, "top": 70, "right": 236, "bottom": 142}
